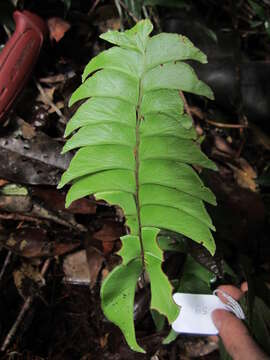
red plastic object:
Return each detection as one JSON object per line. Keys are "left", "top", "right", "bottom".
{"left": 0, "top": 11, "right": 47, "bottom": 121}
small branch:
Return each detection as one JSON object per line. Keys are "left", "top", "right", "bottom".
{"left": 1, "top": 297, "right": 33, "bottom": 352}
{"left": 88, "top": 0, "right": 101, "bottom": 15}
{"left": 1, "top": 259, "right": 51, "bottom": 352}
{"left": 142, "top": 5, "right": 149, "bottom": 19}
{"left": 117, "top": 0, "right": 139, "bottom": 23}
{"left": 148, "top": 6, "right": 161, "bottom": 33}
{"left": 188, "top": 106, "right": 248, "bottom": 129}
{"left": 0, "top": 251, "right": 12, "bottom": 284}
{"left": 114, "top": 0, "right": 124, "bottom": 31}
{"left": 0, "top": 212, "right": 42, "bottom": 224}
{"left": 205, "top": 119, "right": 248, "bottom": 129}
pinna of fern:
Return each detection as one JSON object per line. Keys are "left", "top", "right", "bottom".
{"left": 58, "top": 19, "right": 217, "bottom": 353}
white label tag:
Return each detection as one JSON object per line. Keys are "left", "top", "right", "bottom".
{"left": 172, "top": 293, "right": 228, "bottom": 335}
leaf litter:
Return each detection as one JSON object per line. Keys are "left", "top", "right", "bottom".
{"left": 0, "top": 0, "right": 270, "bottom": 359}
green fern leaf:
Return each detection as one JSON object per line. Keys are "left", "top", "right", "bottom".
{"left": 59, "top": 19, "right": 216, "bottom": 353}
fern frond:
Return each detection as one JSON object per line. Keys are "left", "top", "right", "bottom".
{"left": 59, "top": 20, "right": 216, "bottom": 353}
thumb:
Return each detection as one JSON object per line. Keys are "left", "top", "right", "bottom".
{"left": 212, "top": 309, "right": 268, "bottom": 360}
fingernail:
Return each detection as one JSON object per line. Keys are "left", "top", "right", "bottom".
{"left": 212, "top": 309, "right": 221, "bottom": 329}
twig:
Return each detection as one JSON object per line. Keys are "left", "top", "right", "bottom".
{"left": 148, "top": 6, "right": 161, "bottom": 33}
{"left": 88, "top": 0, "right": 101, "bottom": 15}
{"left": 189, "top": 106, "right": 248, "bottom": 129}
{"left": 0, "top": 251, "right": 12, "bottom": 283}
{"left": 142, "top": 5, "right": 149, "bottom": 19}
{"left": 117, "top": 0, "right": 139, "bottom": 23}
{"left": 30, "top": 203, "right": 87, "bottom": 232}
{"left": 114, "top": 0, "right": 124, "bottom": 31}
{"left": 0, "top": 212, "right": 42, "bottom": 224}
{"left": 35, "top": 81, "right": 66, "bottom": 123}
{"left": 205, "top": 119, "right": 248, "bottom": 129}
{"left": 1, "top": 259, "right": 51, "bottom": 352}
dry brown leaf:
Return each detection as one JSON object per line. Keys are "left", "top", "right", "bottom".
{"left": 36, "top": 86, "right": 55, "bottom": 103}
{"left": 21, "top": 122, "right": 36, "bottom": 140}
{"left": 102, "top": 241, "right": 114, "bottom": 254}
{"left": 100, "top": 333, "right": 109, "bottom": 349}
{"left": 63, "top": 250, "right": 90, "bottom": 285}
{"left": 93, "top": 220, "right": 123, "bottom": 242}
{"left": 13, "top": 262, "right": 45, "bottom": 299}
{"left": 231, "top": 158, "right": 257, "bottom": 192}
{"left": 32, "top": 188, "right": 96, "bottom": 214}
{"left": 86, "top": 246, "right": 104, "bottom": 289}
{"left": 94, "top": 5, "right": 121, "bottom": 33}
{"left": 0, "top": 179, "right": 9, "bottom": 187}
{"left": 2, "top": 227, "right": 80, "bottom": 258}
{"left": 213, "top": 135, "right": 236, "bottom": 156}
{"left": 47, "top": 17, "right": 71, "bottom": 42}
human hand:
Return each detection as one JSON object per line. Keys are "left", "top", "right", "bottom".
{"left": 212, "top": 283, "right": 269, "bottom": 360}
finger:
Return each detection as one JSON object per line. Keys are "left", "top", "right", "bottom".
{"left": 241, "top": 281, "right": 248, "bottom": 293}
{"left": 212, "top": 309, "right": 268, "bottom": 360}
{"left": 216, "top": 285, "right": 244, "bottom": 302}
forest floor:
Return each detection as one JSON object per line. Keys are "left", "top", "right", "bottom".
{"left": 0, "top": 1, "right": 269, "bottom": 359}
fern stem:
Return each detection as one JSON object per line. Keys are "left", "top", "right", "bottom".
{"left": 134, "top": 66, "right": 145, "bottom": 272}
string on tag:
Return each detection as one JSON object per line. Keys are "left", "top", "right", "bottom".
{"left": 213, "top": 289, "right": 245, "bottom": 320}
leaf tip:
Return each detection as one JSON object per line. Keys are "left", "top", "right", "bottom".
{"left": 61, "top": 146, "right": 68, "bottom": 155}
{"left": 208, "top": 88, "right": 215, "bottom": 100}
{"left": 68, "top": 94, "right": 76, "bottom": 107}
{"left": 64, "top": 128, "right": 71, "bottom": 138}
{"left": 57, "top": 182, "right": 64, "bottom": 190}
{"left": 65, "top": 198, "right": 72, "bottom": 209}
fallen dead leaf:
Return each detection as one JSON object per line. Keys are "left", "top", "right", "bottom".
{"left": 86, "top": 246, "right": 104, "bottom": 289}
{"left": 47, "top": 17, "right": 71, "bottom": 42}
{"left": 0, "top": 179, "right": 9, "bottom": 187}
{"left": 230, "top": 158, "right": 257, "bottom": 192}
{"left": 13, "top": 261, "right": 45, "bottom": 299}
{"left": 94, "top": 5, "right": 121, "bottom": 33}
{"left": 101, "top": 241, "right": 114, "bottom": 254}
{"left": 63, "top": 250, "right": 90, "bottom": 285}
{"left": 21, "top": 121, "right": 36, "bottom": 140}
{"left": 100, "top": 333, "right": 109, "bottom": 349}
{"left": 2, "top": 227, "right": 80, "bottom": 258}
{"left": 32, "top": 188, "right": 96, "bottom": 214}
{"left": 93, "top": 220, "right": 123, "bottom": 242}
{"left": 213, "top": 135, "right": 236, "bottom": 156}
{"left": 36, "top": 86, "right": 55, "bottom": 104}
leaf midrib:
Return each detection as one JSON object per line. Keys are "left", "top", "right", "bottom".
{"left": 134, "top": 48, "right": 146, "bottom": 272}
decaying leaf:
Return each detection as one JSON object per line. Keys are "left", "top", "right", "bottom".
{"left": 47, "top": 17, "right": 71, "bottom": 42}
{"left": 0, "top": 195, "right": 32, "bottom": 213}
{"left": 229, "top": 158, "right": 257, "bottom": 192}
{"left": 32, "top": 188, "right": 97, "bottom": 214}
{"left": 13, "top": 262, "right": 45, "bottom": 299}
{"left": 93, "top": 220, "right": 124, "bottom": 242}
{"left": 63, "top": 250, "right": 90, "bottom": 285}
{"left": 1, "top": 227, "right": 80, "bottom": 258}
{"left": 0, "top": 118, "right": 72, "bottom": 185}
